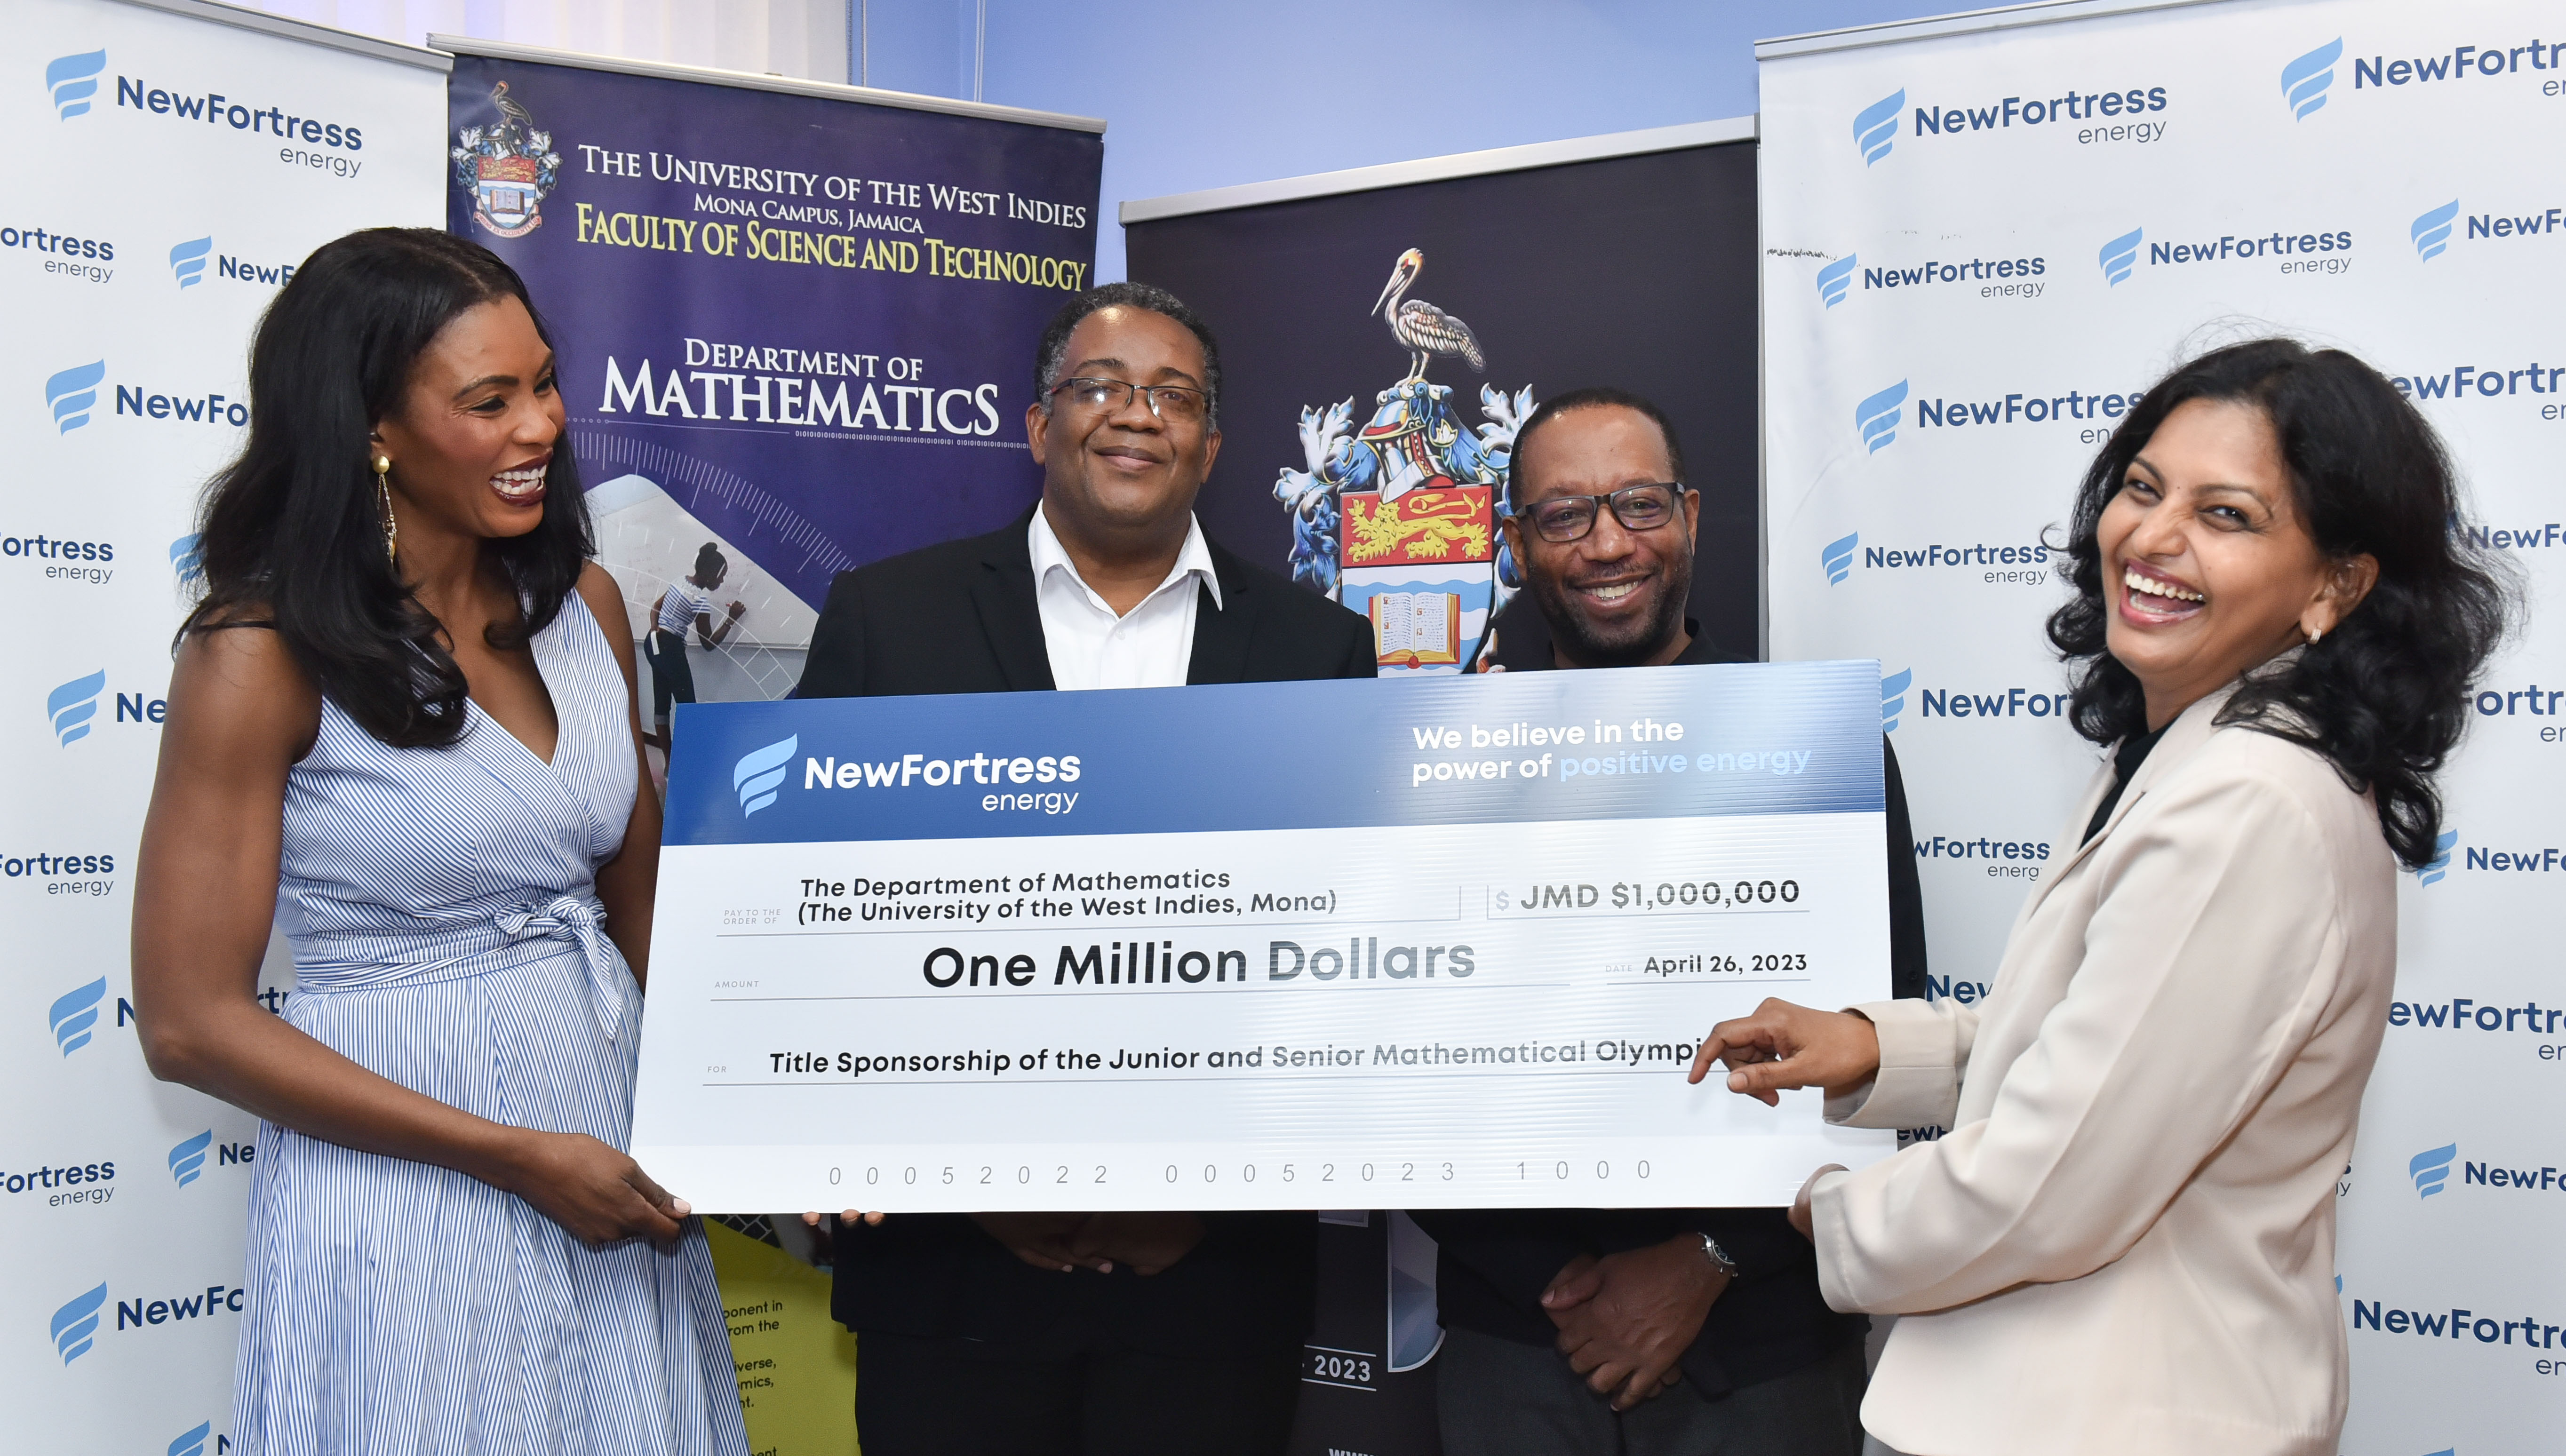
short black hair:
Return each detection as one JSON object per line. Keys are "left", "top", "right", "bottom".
{"left": 1507, "top": 386, "right": 1686, "bottom": 502}
{"left": 1034, "top": 282, "right": 1223, "bottom": 427}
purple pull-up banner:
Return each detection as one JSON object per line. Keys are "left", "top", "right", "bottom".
{"left": 444, "top": 50, "right": 1101, "bottom": 655}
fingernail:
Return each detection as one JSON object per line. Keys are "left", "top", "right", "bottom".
{"left": 671, "top": 1199, "right": 691, "bottom": 1217}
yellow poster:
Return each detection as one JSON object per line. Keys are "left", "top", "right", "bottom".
{"left": 705, "top": 1221, "right": 861, "bottom": 1456}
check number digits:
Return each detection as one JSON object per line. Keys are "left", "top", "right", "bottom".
{"left": 828, "top": 1160, "right": 1658, "bottom": 1187}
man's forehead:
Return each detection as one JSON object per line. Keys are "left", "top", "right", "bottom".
{"left": 1514, "top": 406, "right": 1674, "bottom": 497}
{"left": 1065, "top": 308, "right": 1204, "bottom": 381}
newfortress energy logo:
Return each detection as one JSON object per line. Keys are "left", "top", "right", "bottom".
{"left": 2281, "top": 40, "right": 2343, "bottom": 119}
{"left": 1865, "top": 80, "right": 2169, "bottom": 156}
{"left": 169, "top": 236, "right": 211, "bottom": 288}
{"left": 168, "top": 1131, "right": 213, "bottom": 1188}
{"left": 50, "top": 978, "right": 108, "bottom": 1055}
{"left": 2410, "top": 1142, "right": 2456, "bottom": 1197}
{"left": 51, "top": 1284, "right": 106, "bottom": 1364}
{"left": 733, "top": 735, "right": 797, "bottom": 816}
{"left": 1857, "top": 381, "right": 1906, "bottom": 453}
{"left": 2413, "top": 828, "right": 2456, "bottom": 886}
{"left": 47, "top": 52, "right": 105, "bottom": 121}
{"left": 1817, "top": 255, "right": 1857, "bottom": 309}
{"left": 1854, "top": 91, "right": 1901, "bottom": 165}
{"left": 728, "top": 734, "right": 1091, "bottom": 819}
{"left": 2099, "top": 228, "right": 2142, "bottom": 286}
{"left": 2411, "top": 199, "right": 2562, "bottom": 263}
{"left": 46, "top": 361, "right": 106, "bottom": 433}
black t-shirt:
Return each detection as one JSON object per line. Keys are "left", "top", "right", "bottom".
{"left": 1411, "top": 621, "right": 1929, "bottom": 1395}
{"left": 2084, "top": 721, "right": 2171, "bottom": 843}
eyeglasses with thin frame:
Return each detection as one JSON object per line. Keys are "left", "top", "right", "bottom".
{"left": 1048, "top": 377, "right": 1211, "bottom": 424}
{"left": 1509, "top": 483, "right": 1690, "bottom": 544}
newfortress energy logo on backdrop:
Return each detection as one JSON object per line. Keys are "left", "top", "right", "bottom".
{"left": 2411, "top": 1142, "right": 2457, "bottom": 1197}
{"left": 43, "top": 1279, "right": 245, "bottom": 1365}
{"left": 44, "top": 361, "right": 105, "bottom": 433}
{"left": 44, "top": 670, "right": 167, "bottom": 742}
{"left": 1857, "top": 80, "right": 2170, "bottom": 160}
{"left": 2291, "top": 35, "right": 2566, "bottom": 112}
{"left": 165, "top": 236, "right": 299, "bottom": 291}
{"left": 2410, "top": 199, "right": 2563, "bottom": 263}
{"left": 47, "top": 52, "right": 105, "bottom": 120}
{"left": 1833, "top": 250, "right": 2050, "bottom": 304}
{"left": 49, "top": 978, "right": 108, "bottom": 1055}
{"left": 1818, "top": 532, "right": 2055, "bottom": 590}
{"left": 41, "top": 361, "right": 254, "bottom": 433}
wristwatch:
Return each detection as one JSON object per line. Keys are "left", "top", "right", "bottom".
{"left": 1697, "top": 1233, "right": 1740, "bottom": 1279}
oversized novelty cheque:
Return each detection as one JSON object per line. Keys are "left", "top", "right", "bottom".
{"left": 631, "top": 662, "right": 1898, "bottom": 1211}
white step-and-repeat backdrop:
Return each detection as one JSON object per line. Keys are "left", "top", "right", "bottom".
{"left": 1761, "top": 1, "right": 2559, "bottom": 1452}
{"left": 5, "top": 0, "right": 443, "bottom": 1448}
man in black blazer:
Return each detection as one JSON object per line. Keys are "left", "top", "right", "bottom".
{"left": 1416, "top": 388, "right": 1928, "bottom": 1456}
{"left": 797, "top": 282, "right": 1373, "bottom": 1456}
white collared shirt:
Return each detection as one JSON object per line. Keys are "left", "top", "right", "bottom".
{"left": 1028, "top": 507, "right": 1224, "bottom": 691}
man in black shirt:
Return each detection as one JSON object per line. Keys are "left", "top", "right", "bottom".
{"left": 1412, "top": 387, "right": 1927, "bottom": 1455}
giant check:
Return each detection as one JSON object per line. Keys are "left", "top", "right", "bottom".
{"left": 633, "top": 661, "right": 1896, "bottom": 1211}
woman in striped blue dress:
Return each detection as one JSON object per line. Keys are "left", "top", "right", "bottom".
{"left": 131, "top": 229, "right": 747, "bottom": 1456}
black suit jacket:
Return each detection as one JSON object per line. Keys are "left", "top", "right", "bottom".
{"left": 795, "top": 508, "right": 1377, "bottom": 698}
{"left": 795, "top": 509, "right": 1376, "bottom": 1355}
{"left": 1410, "top": 623, "right": 1929, "bottom": 1396}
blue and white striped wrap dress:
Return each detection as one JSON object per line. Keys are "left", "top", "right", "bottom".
{"left": 234, "top": 592, "right": 747, "bottom": 1456}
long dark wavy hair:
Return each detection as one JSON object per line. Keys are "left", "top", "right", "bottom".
{"left": 183, "top": 228, "right": 591, "bottom": 748}
{"left": 2047, "top": 338, "right": 2511, "bottom": 869}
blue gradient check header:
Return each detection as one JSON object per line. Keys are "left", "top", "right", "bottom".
{"left": 663, "top": 660, "right": 1885, "bottom": 846}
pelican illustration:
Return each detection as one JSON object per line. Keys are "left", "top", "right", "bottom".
{"left": 1372, "top": 248, "right": 1486, "bottom": 383}
{"left": 491, "top": 81, "right": 536, "bottom": 142}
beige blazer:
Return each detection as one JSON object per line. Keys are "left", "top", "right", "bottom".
{"left": 1813, "top": 678, "right": 2397, "bottom": 1456}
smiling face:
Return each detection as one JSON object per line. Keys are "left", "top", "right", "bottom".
{"left": 1024, "top": 305, "right": 1221, "bottom": 549}
{"left": 2100, "top": 396, "right": 2376, "bottom": 728}
{"left": 370, "top": 293, "right": 563, "bottom": 544}
{"left": 1503, "top": 404, "right": 1700, "bottom": 668}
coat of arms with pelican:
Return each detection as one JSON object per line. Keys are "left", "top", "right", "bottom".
{"left": 1273, "top": 248, "right": 1535, "bottom": 675}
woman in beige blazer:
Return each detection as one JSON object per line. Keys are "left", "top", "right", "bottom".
{"left": 1695, "top": 339, "right": 2509, "bottom": 1456}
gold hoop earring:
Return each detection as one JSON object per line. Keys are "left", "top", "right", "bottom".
{"left": 374, "top": 455, "right": 398, "bottom": 566}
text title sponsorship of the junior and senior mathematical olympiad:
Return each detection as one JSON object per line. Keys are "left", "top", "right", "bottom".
{"left": 632, "top": 662, "right": 1896, "bottom": 1211}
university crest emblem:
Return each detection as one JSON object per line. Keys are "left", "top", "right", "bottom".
{"left": 1273, "top": 247, "right": 1534, "bottom": 674}
{"left": 452, "top": 81, "right": 559, "bottom": 239}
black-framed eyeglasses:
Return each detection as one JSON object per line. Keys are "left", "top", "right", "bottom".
{"left": 1510, "top": 483, "right": 1690, "bottom": 544}
{"left": 1049, "top": 377, "right": 1211, "bottom": 424}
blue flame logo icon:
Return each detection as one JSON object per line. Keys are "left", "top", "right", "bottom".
{"left": 169, "top": 1130, "right": 214, "bottom": 1188}
{"left": 169, "top": 237, "right": 213, "bottom": 289}
{"left": 46, "top": 361, "right": 106, "bottom": 434}
{"left": 48, "top": 670, "right": 105, "bottom": 746}
{"left": 2281, "top": 39, "right": 2343, "bottom": 120}
{"left": 2408, "top": 1142, "right": 2456, "bottom": 1198}
{"left": 1856, "top": 381, "right": 1907, "bottom": 454}
{"left": 50, "top": 978, "right": 107, "bottom": 1055}
{"left": 2414, "top": 829, "right": 2456, "bottom": 886}
{"left": 1853, "top": 90, "right": 1903, "bottom": 165}
{"left": 733, "top": 735, "right": 798, "bottom": 817}
{"left": 2099, "top": 228, "right": 2143, "bottom": 286}
{"left": 51, "top": 1284, "right": 107, "bottom": 1364}
{"left": 47, "top": 51, "right": 105, "bottom": 120}
{"left": 1881, "top": 668, "right": 1913, "bottom": 732}
{"left": 1821, "top": 533, "right": 1858, "bottom": 585}
{"left": 171, "top": 534, "right": 206, "bottom": 590}
{"left": 168, "top": 1423, "right": 213, "bottom": 1456}
{"left": 2411, "top": 201, "right": 2459, "bottom": 262}
{"left": 1816, "top": 255, "right": 1857, "bottom": 309}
